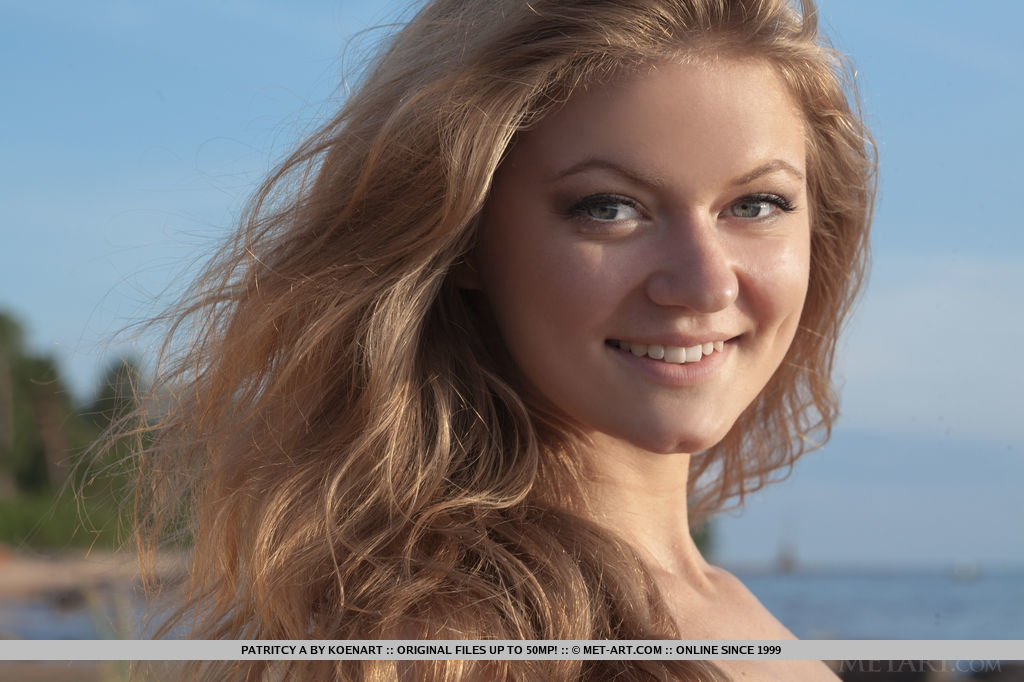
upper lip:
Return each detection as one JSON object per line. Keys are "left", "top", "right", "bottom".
{"left": 609, "top": 333, "right": 736, "bottom": 347}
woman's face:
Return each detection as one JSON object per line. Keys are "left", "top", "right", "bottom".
{"left": 475, "top": 58, "right": 810, "bottom": 455}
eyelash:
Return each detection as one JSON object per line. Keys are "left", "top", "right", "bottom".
{"left": 567, "top": 192, "right": 797, "bottom": 225}
{"left": 566, "top": 193, "right": 642, "bottom": 223}
{"left": 732, "top": 193, "right": 797, "bottom": 216}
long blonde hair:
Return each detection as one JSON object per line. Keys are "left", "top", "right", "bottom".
{"left": 128, "top": 0, "right": 874, "bottom": 679}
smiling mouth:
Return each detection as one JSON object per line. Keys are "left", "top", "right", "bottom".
{"left": 607, "top": 339, "right": 725, "bottom": 364}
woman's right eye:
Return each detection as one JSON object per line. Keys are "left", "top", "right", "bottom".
{"left": 568, "top": 194, "right": 642, "bottom": 222}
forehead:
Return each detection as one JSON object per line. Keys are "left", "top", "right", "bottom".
{"left": 501, "top": 58, "right": 806, "bottom": 190}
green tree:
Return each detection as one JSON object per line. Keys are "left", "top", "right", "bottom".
{"left": 0, "top": 313, "right": 80, "bottom": 493}
{"left": 0, "top": 314, "right": 19, "bottom": 497}
{"left": 88, "top": 356, "right": 143, "bottom": 430}
{"left": 81, "top": 355, "right": 145, "bottom": 498}
{"left": 0, "top": 311, "right": 136, "bottom": 548}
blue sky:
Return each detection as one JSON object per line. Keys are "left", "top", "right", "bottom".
{"left": 2, "top": 1, "right": 1022, "bottom": 568}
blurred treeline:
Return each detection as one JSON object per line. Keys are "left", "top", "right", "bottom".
{"left": 0, "top": 308, "right": 715, "bottom": 555}
{"left": 0, "top": 310, "right": 140, "bottom": 550}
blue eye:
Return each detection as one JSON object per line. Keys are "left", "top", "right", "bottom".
{"left": 729, "top": 194, "right": 795, "bottom": 219}
{"left": 569, "top": 194, "right": 642, "bottom": 222}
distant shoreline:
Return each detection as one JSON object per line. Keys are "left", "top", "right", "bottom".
{"left": 0, "top": 547, "right": 185, "bottom": 601}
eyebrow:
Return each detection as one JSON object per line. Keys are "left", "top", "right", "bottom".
{"left": 552, "top": 157, "right": 805, "bottom": 188}
{"left": 730, "top": 159, "right": 805, "bottom": 186}
{"left": 553, "top": 158, "right": 665, "bottom": 188}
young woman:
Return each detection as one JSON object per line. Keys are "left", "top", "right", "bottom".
{"left": 130, "top": 0, "right": 874, "bottom": 679}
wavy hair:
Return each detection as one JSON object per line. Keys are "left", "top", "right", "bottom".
{"left": 126, "top": 0, "right": 874, "bottom": 679}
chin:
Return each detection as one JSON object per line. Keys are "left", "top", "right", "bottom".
{"left": 617, "top": 422, "right": 733, "bottom": 456}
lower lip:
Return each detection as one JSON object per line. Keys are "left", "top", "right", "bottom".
{"left": 607, "top": 342, "right": 730, "bottom": 386}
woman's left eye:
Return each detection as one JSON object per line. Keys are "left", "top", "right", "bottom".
{"left": 728, "top": 194, "right": 795, "bottom": 219}
{"left": 568, "top": 194, "right": 642, "bottom": 222}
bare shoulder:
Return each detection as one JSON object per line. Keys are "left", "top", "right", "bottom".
{"left": 703, "top": 565, "right": 797, "bottom": 639}
{"left": 701, "top": 567, "right": 840, "bottom": 681}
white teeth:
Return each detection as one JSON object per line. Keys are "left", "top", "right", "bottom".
{"left": 663, "top": 346, "right": 685, "bottom": 363}
{"left": 613, "top": 339, "right": 726, "bottom": 364}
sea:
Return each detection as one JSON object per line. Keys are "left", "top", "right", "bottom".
{"left": 1, "top": 567, "right": 1021, "bottom": 640}
{"left": 733, "top": 567, "right": 1024, "bottom": 640}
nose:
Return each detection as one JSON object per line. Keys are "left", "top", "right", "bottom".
{"left": 644, "top": 214, "right": 739, "bottom": 313}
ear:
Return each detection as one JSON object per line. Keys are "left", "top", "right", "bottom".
{"left": 451, "top": 253, "right": 482, "bottom": 290}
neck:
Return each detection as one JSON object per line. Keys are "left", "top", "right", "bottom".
{"left": 578, "top": 433, "right": 713, "bottom": 588}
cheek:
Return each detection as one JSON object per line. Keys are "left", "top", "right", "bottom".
{"left": 775, "top": 254, "right": 811, "bottom": 362}
{"left": 481, "top": 227, "right": 611, "bottom": 330}
{"left": 476, "top": 229, "right": 560, "bottom": 372}
{"left": 776, "top": 253, "right": 811, "bottom": 326}
{"left": 743, "top": 236, "right": 811, "bottom": 340}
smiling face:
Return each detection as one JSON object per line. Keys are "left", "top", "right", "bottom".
{"left": 474, "top": 58, "right": 811, "bottom": 455}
